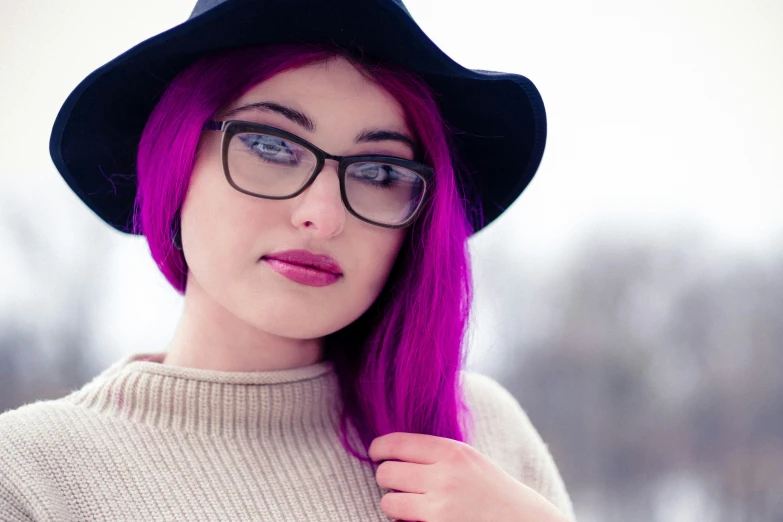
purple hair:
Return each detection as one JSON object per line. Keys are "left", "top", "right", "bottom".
{"left": 132, "top": 43, "right": 483, "bottom": 464}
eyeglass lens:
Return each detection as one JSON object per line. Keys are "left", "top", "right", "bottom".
{"left": 228, "top": 132, "right": 426, "bottom": 226}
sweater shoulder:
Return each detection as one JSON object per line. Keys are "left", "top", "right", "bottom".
{"left": 459, "top": 370, "right": 542, "bottom": 454}
{"left": 459, "top": 370, "right": 577, "bottom": 521}
{"left": 0, "top": 398, "right": 89, "bottom": 521}
{"left": 0, "top": 395, "right": 86, "bottom": 442}
{"left": 460, "top": 370, "right": 521, "bottom": 414}
{"left": 0, "top": 358, "right": 127, "bottom": 449}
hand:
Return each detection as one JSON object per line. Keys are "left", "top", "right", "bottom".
{"left": 368, "top": 432, "right": 571, "bottom": 522}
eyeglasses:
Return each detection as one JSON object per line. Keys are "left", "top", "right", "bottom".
{"left": 202, "top": 120, "right": 434, "bottom": 229}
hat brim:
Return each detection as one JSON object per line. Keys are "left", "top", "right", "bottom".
{"left": 49, "top": 0, "right": 546, "bottom": 235}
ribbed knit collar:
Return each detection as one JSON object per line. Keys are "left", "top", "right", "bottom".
{"left": 66, "top": 352, "right": 341, "bottom": 438}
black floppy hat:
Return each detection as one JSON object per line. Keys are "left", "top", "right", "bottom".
{"left": 49, "top": 0, "right": 546, "bottom": 235}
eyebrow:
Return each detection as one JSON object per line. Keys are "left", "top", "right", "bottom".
{"left": 223, "top": 101, "right": 417, "bottom": 152}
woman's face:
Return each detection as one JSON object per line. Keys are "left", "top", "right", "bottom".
{"left": 179, "top": 57, "right": 411, "bottom": 339}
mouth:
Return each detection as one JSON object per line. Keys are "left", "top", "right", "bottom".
{"left": 261, "top": 257, "right": 342, "bottom": 287}
{"left": 261, "top": 249, "right": 343, "bottom": 276}
{"left": 262, "top": 257, "right": 338, "bottom": 274}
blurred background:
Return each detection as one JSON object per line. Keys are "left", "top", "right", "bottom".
{"left": 1, "top": 0, "right": 781, "bottom": 520}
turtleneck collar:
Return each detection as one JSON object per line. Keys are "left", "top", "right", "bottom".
{"left": 66, "top": 352, "right": 341, "bottom": 438}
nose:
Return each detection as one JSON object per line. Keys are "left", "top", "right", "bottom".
{"left": 290, "top": 160, "right": 345, "bottom": 238}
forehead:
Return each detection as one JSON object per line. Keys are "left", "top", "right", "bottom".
{"left": 225, "top": 58, "right": 408, "bottom": 130}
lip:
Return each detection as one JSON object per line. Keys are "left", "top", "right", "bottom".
{"left": 261, "top": 249, "right": 343, "bottom": 287}
{"left": 262, "top": 249, "right": 343, "bottom": 275}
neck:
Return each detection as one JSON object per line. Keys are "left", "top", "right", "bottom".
{"left": 166, "top": 275, "right": 324, "bottom": 372}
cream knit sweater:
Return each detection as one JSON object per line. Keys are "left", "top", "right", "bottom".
{"left": 0, "top": 352, "right": 575, "bottom": 521}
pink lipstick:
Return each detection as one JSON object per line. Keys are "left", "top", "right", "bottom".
{"left": 262, "top": 249, "right": 342, "bottom": 287}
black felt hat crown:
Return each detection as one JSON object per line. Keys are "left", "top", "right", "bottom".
{"left": 49, "top": 0, "right": 546, "bottom": 235}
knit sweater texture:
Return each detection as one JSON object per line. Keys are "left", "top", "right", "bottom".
{"left": 0, "top": 352, "right": 576, "bottom": 521}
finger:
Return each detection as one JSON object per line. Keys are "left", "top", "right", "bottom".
{"left": 375, "top": 460, "right": 431, "bottom": 494}
{"left": 379, "top": 490, "right": 430, "bottom": 522}
{"left": 369, "top": 432, "right": 455, "bottom": 465}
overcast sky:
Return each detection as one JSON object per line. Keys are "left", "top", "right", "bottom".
{"left": 1, "top": 0, "right": 781, "bottom": 368}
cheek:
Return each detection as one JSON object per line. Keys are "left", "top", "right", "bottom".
{"left": 184, "top": 168, "right": 230, "bottom": 258}
{"left": 357, "top": 229, "right": 407, "bottom": 297}
{"left": 181, "top": 164, "right": 278, "bottom": 279}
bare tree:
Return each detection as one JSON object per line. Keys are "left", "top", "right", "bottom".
{"left": 483, "top": 229, "right": 783, "bottom": 522}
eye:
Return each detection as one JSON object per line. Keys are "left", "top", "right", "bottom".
{"left": 356, "top": 164, "right": 394, "bottom": 180}
{"left": 348, "top": 162, "right": 414, "bottom": 190}
{"left": 238, "top": 134, "right": 300, "bottom": 165}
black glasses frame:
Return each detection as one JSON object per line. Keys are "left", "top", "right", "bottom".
{"left": 203, "top": 120, "right": 434, "bottom": 229}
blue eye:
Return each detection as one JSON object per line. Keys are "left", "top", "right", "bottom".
{"left": 352, "top": 164, "right": 400, "bottom": 187}
{"left": 239, "top": 134, "right": 300, "bottom": 165}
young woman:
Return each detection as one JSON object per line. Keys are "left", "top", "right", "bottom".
{"left": 0, "top": 1, "right": 576, "bottom": 521}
